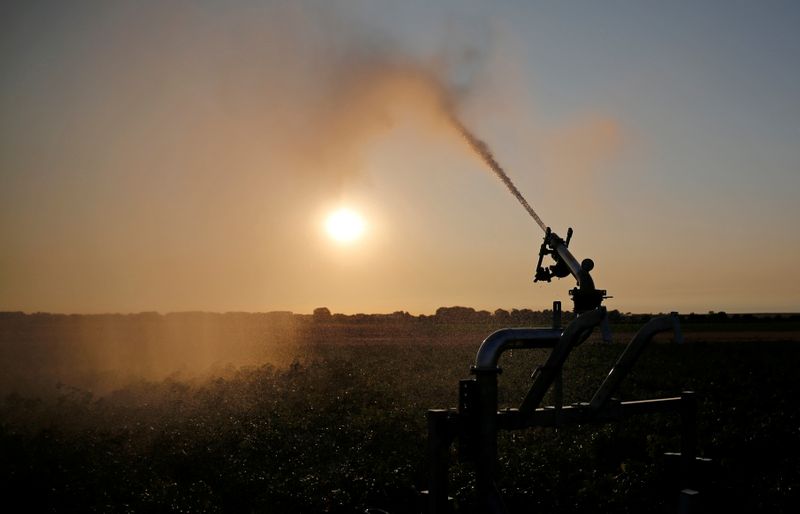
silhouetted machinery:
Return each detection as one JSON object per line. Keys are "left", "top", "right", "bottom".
{"left": 534, "top": 227, "right": 606, "bottom": 314}
{"left": 425, "top": 228, "right": 707, "bottom": 514}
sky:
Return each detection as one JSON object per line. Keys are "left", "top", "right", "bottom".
{"left": 1, "top": 0, "right": 799, "bottom": 315}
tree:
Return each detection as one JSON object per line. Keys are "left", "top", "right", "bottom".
{"left": 313, "top": 307, "right": 332, "bottom": 322}
{"left": 435, "top": 306, "right": 476, "bottom": 322}
{"left": 493, "top": 309, "right": 511, "bottom": 321}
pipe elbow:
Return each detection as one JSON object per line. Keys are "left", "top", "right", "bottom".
{"left": 560, "top": 306, "right": 606, "bottom": 344}
{"left": 474, "top": 328, "right": 562, "bottom": 371}
{"left": 628, "top": 312, "right": 683, "bottom": 347}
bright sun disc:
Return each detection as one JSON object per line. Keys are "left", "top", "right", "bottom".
{"left": 325, "top": 208, "right": 365, "bottom": 243}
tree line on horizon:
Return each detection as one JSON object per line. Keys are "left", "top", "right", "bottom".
{"left": 2, "top": 307, "right": 798, "bottom": 326}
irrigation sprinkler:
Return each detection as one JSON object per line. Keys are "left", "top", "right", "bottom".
{"left": 424, "top": 227, "right": 707, "bottom": 514}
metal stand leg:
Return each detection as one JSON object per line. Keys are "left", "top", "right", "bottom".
{"left": 680, "top": 391, "right": 697, "bottom": 489}
{"left": 427, "top": 409, "right": 454, "bottom": 514}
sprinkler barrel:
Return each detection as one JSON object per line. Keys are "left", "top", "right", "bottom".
{"left": 534, "top": 227, "right": 608, "bottom": 313}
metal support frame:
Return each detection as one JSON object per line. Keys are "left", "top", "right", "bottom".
{"left": 427, "top": 409, "right": 457, "bottom": 514}
{"left": 589, "top": 312, "right": 682, "bottom": 412}
{"left": 426, "top": 311, "right": 701, "bottom": 514}
{"left": 519, "top": 308, "right": 606, "bottom": 415}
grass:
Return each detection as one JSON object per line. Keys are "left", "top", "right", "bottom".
{"left": 1, "top": 317, "right": 799, "bottom": 513}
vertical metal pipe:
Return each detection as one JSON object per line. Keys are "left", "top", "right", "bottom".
{"left": 473, "top": 369, "right": 501, "bottom": 513}
{"left": 671, "top": 311, "right": 684, "bottom": 344}
{"left": 600, "top": 314, "right": 613, "bottom": 342}
{"left": 553, "top": 370, "right": 563, "bottom": 413}
{"left": 427, "top": 409, "right": 454, "bottom": 514}
{"left": 680, "top": 391, "right": 697, "bottom": 489}
{"left": 552, "top": 301, "right": 562, "bottom": 329}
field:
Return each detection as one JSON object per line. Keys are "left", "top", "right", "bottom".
{"left": 1, "top": 311, "right": 799, "bottom": 513}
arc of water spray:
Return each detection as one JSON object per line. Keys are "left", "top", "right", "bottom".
{"left": 447, "top": 112, "right": 548, "bottom": 233}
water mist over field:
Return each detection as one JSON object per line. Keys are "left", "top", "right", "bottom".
{"left": 0, "top": 312, "right": 301, "bottom": 395}
{"left": 0, "top": 2, "right": 625, "bottom": 394}
{"left": 0, "top": 49, "right": 600, "bottom": 395}
{"left": 294, "top": 55, "right": 549, "bottom": 229}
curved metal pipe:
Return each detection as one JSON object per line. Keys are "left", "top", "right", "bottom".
{"left": 560, "top": 305, "right": 606, "bottom": 344}
{"left": 519, "top": 307, "right": 606, "bottom": 414}
{"left": 473, "top": 328, "right": 562, "bottom": 371}
{"left": 589, "top": 312, "right": 682, "bottom": 411}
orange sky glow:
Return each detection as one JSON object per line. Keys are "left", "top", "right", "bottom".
{"left": 1, "top": 1, "right": 799, "bottom": 315}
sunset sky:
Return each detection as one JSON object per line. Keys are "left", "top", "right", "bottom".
{"left": 2, "top": 1, "right": 799, "bottom": 315}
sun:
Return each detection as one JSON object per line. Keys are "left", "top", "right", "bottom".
{"left": 325, "top": 208, "right": 366, "bottom": 243}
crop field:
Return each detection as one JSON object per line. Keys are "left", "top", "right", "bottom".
{"left": 1, "top": 312, "right": 799, "bottom": 513}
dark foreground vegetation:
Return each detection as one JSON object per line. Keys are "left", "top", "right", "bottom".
{"left": 1, "top": 311, "right": 799, "bottom": 513}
